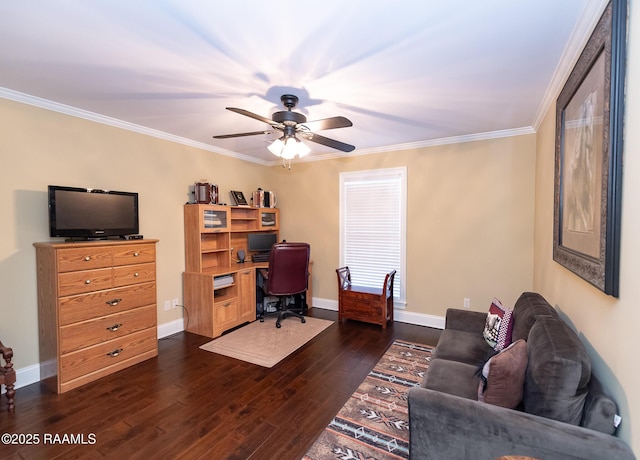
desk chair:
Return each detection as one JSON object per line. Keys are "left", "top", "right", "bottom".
{"left": 0, "top": 341, "right": 16, "bottom": 412}
{"left": 336, "top": 267, "right": 396, "bottom": 329}
{"left": 261, "top": 242, "right": 310, "bottom": 328}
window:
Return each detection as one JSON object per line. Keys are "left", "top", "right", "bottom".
{"left": 339, "top": 167, "right": 406, "bottom": 306}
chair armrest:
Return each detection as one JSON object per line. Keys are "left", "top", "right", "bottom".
{"left": 445, "top": 308, "right": 486, "bottom": 333}
{"left": 0, "top": 341, "right": 13, "bottom": 363}
{"left": 408, "top": 388, "right": 635, "bottom": 460}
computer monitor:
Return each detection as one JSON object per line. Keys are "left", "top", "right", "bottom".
{"left": 247, "top": 233, "right": 277, "bottom": 252}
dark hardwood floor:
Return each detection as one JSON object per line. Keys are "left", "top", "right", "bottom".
{"left": 0, "top": 309, "right": 440, "bottom": 460}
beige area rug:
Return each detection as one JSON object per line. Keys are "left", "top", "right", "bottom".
{"left": 199, "top": 316, "right": 333, "bottom": 367}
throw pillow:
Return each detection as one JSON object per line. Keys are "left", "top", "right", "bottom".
{"left": 477, "top": 339, "right": 528, "bottom": 408}
{"left": 482, "top": 298, "right": 514, "bottom": 351}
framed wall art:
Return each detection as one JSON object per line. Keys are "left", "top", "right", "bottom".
{"left": 553, "top": 0, "right": 627, "bottom": 297}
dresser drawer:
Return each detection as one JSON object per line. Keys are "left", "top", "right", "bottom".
{"left": 56, "top": 247, "right": 113, "bottom": 272}
{"left": 59, "top": 282, "right": 156, "bottom": 325}
{"left": 60, "top": 305, "right": 157, "bottom": 354}
{"left": 113, "top": 263, "right": 156, "bottom": 287}
{"left": 58, "top": 268, "right": 113, "bottom": 296}
{"left": 60, "top": 328, "right": 157, "bottom": 383}
{"left": 113, "top": 244, "right": 156, "bottom": 266}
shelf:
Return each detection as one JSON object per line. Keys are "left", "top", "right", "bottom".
{"left": 201, "top": 248, "right": 228, "bottom": 254}
{"left": 213, "top": 283, "right": 235, "bottom": 291}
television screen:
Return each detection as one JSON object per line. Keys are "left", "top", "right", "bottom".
{"left": 247, "top": 232, "right": 277, "bottom": 252}
{"left": 48, "top": 185, "right": 139, "bottom": 239}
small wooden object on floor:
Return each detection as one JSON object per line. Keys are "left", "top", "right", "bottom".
{"left": 0, "top": 341, "right": 16, "bottom": 411}
{"left": 336, "top": 266, "right": 396, "bottom": 329}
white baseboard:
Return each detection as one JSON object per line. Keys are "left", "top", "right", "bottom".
{"left": 3, "top": 363, "right": 41, "bottom": 391}
{"left": 158, "top": 317, "right": 185, "bottom": 339}
{"left": 395, "top": 310, "right": 445, "bottom": 329}
{"left": 11, "top": 298, "right": 442, "bottom": 388}
{"left": 311, "top": 297, "right": 338, "bottom": 311}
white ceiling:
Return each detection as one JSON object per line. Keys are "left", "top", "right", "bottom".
{"left": 0, "top": 0, "right": 607, "bottom": 165}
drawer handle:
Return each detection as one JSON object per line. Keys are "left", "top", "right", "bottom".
{"left": 84, "top": 256, "right": 91, "bottom": 261}
{"left": 105, "top": 298, "right": 122, "bottom": 306}
{"left": 223, "top": 302, "right": 231, "bottom": 307}
{"left": 85, "top": 279, "right": 92, "bottom": 285}
{"left": 106, "top": 348, "right": 123, "bottom": 357}
{"left": 134, "top": 272, "right": 139, "bottom": 277}
{"left": 106, "top": 323, "right": 123, "bottom": 332}
{"left": 133, "top": 252, "right": 140, "bottom": 257}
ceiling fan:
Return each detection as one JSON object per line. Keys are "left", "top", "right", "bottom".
{"left": 213, "top": 94, "right": 356, "bottom": 156}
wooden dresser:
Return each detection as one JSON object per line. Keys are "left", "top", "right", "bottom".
{"left": 34, "top": 240, "right": 159, "bottom": 393}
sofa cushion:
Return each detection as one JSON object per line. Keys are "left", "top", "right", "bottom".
{"left": 422, "top": 358, "right": 480, "bottom": 400}
{"left": 432, "top": 328, "right": 494, "bottom": 366}
{"left": 511, "top": 292, "right": 559, "bottom": 342}
{"left": 482, "top": 298, "right": 514, "bottom": 351}
{"left": 478, "top": 339, "right": 528, "bottom": 409}
{"left": 523, "top": 316, "right": 590, "bottom": 425}
{"left": 582, "top": 373, "right": 620, "bottom": 434}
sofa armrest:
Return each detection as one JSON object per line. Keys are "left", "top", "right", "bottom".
{"left": 408, "top": 388, "right": 635, "bottom": 460}
{"left": 445, "top": 308, "right": 486, "bottom": 333}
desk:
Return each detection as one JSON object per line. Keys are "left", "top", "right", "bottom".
{"left": 183, "top": 204, "right": 286, "bottom": 338}
{"left": 183, "top": 261, "right": 312, "bottom": 339}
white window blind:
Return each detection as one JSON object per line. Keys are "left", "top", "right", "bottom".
{"left": 339, "top": 167, "right": 406, "bottom": 306}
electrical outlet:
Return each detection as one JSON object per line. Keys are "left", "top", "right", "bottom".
{"left": 164, "top": 300, "right": 171, "bottom": 311}
{"left": 463, "top": 298, "right": 471, "bottom": 309}
{"left": 172, "top": 298, "right": 179, "bottom": 309}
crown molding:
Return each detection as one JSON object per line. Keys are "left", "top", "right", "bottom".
{"left": 532, "top": 0, "right": 609, "bottom": 130}
{"left": 3, "top": 86, "right": 537, "bottom": 167}
{"left": 278, "top": 126, "right": 537, "bottom": 166}
{"left": 0, "top": 87, "right": 271, "bottom": 166}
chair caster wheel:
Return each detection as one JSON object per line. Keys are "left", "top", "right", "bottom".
{"left": 276, "top": 322, "right": 282, "bottom": 328}
{"left": 301, "top": 318, "right": 306, "bottom": 323}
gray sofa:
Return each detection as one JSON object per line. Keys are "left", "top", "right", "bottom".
{"left": 408, "top": 292, "right": 635, "bottom": 460}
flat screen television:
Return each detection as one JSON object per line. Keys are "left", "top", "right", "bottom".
{"left": 48, "top": 185, "right": 139, "bottom": 240}
{"left": 247, "top": 232, "right": 277, "bottom": 252}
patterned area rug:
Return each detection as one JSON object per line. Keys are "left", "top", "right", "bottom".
{"left": 304, "top": 340, "right": 433, "bottom": 460}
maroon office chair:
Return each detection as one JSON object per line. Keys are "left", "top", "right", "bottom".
{"left": 262, "top": 242, "right": 310, "bottom": 328}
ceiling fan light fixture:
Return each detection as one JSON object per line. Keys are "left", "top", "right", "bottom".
{"left": 294, "top": 138, "right": 310, "bottom": 158}
{"left": 267, "top": 137, "right": 285, "bottom": 156}
{"left": 214, "top": 93, "right": 355, "bottom": 166}
{"left": 268, "top": 136, "right": 310, "bottom": 160}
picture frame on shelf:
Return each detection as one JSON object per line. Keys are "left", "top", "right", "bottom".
{"left": 230, "top": 190, "right": 248, "bottom": 206}
{"left": 553, "top": 0, "right": 626, "bottom": 297}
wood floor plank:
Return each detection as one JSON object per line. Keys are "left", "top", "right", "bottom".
{"left": 0, "top": 309, "right": 440, "bottom": 459}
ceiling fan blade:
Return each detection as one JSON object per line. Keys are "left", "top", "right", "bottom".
{"left": 213, "top": 130, "right": 274, "bottom": 139}
{"left": 303, "top": 132, "right": 355, "bottom": 152}
{"left": 226, "top": 107, "right": 277, "bottom": 126}
{"left": 302, "top": 116, "right": 352, "bottom": 131}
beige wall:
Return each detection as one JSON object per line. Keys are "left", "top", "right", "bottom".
{"left": 0, "top": 98, "right": 267, "bottom": 370}
{"left": 533, "top": 2, "right": 639, "bottom": 450}
{"left": 269, "top": 136, "right": 536, "bottom": 315}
